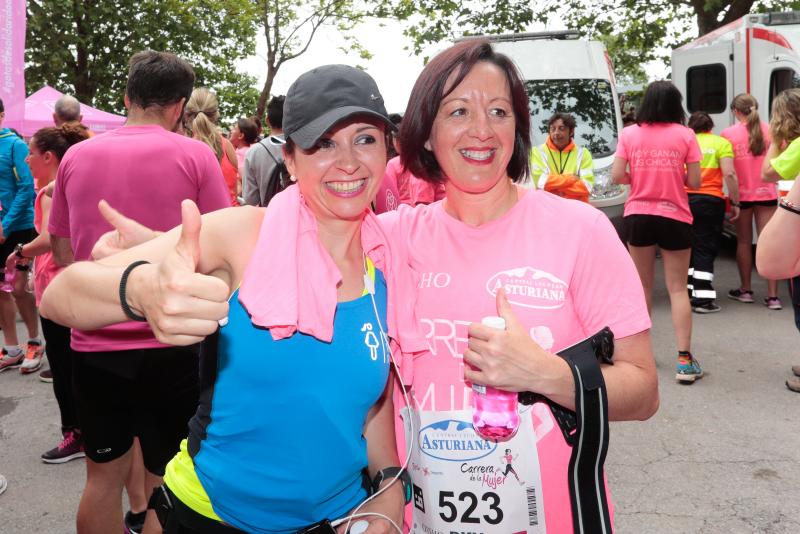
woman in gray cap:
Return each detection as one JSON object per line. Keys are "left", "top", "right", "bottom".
{"left": 41, "top": 65, "right": 414, "bottom": 534}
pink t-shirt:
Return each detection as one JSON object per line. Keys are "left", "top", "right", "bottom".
{"left": 48, "top": 124, "right": 231, "bottom": 352}
{"left": 720, "top": 121, "right": 776, "bottom": 202}
{"left": 387, "top": 156, "right": 445, "bottom": 206}
{"left": 381, "top": 190, "right": 651, "bottom": 532}
{"left": 33, "top": 187, "right": 60, "bottom": 307}
{"left": 374, "top": 164, "right": 400, "bottom": 214}
{"left": 616, "top": 123, "right": 702, "bottom": 224}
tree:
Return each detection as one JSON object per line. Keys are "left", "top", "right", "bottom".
{"left": 253, "top": 0, "right": 378, "bottom": 119}
{"left": 385, "top": 0, "right": 534, "bottom": 57}
{"left": 25, "top": 0, "right": 259, "bottom": 120}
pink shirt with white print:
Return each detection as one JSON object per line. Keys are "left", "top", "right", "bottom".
{"left": 720, "top": 121, "right": 776, "bottom": 202}
{"left": 381, "top": 189, "right": 651, "bottom": 533}
{"left": 616, "top": 123, "right": 702, "bottom": 224}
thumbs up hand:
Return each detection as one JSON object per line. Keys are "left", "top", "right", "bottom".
{"left": 463, "top": 288, "right": 566, "bottom": 394}
{"left": 91, "top": 200, "right": 159, "bottom": 259}
{"left": 127, "top": 200, "right": 229, "bottom": 346}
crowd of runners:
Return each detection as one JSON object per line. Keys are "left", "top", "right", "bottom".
{"left": 0, "top": 38, "right": 799, "bottom": 534}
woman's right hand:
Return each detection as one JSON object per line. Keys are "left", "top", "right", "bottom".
{"left": 127, "top": 200, "right": 230, "bottom": 346}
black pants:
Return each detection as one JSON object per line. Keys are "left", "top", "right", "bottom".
{"left": 688, "top": 194, "right": 726, "bottom": 305}
{"left": 41, "top": 317, "right": 78, "bottom": 433}
{"left": 790, "top": 277, "right": 800, "bottom": 332}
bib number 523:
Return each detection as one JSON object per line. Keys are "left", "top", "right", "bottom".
{"left": 438, "top": 491, "right": 503, "bottom": 525}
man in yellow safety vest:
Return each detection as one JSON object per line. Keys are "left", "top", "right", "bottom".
{"left": 530, "top": 112, "right": 594, "bottom": 202}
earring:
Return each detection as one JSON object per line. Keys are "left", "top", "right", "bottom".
{"left": 289, "top": 174, "right": 297, "bottom": 182}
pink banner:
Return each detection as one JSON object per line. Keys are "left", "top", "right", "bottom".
{"left": 0, "top": 0, "right": 26, "bottom": 131}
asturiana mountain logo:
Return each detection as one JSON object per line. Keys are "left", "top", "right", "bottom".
{"left": 486, "top": 266, "right": 568, "bottom": 309}
{"left": 418, "top": 419, "right": 498, "bottom": 462}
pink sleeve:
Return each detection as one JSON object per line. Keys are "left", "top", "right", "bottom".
{"left": 570, "top": 212, "right": 651, "bottom": 339}
{"left": 47, "top": 159, "right": 71, "bottom": 238}
{"left": 614, "top": 128, "right": 629, "bottom": 160}
{"left": 685, "top": 130, "right": 702, "bottom": 163}
{"left": 196, "top": 148, "right": 234, "bottom": 214}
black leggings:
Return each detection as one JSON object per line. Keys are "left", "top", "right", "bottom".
{"left": 41, "top": 317, "right": 78, "bottom": 433}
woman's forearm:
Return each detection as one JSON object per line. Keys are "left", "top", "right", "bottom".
{"left": 40, "top": 261, "right": 149, "bottom": 329}
{"left": 757, "top": 185, "right": 800, "bottom": 278}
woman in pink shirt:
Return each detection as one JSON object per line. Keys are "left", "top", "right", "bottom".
{"left": 14, "top": 124, "right": 89, "bottom": 461}
{"left": 611, "top": 81, "right": 703, "bottom": 384}
{"left": 721, "top": 94, "right": 780, "bottom": 308}
{"left": 384, "top": 40, "right": 658, "bottom": 533}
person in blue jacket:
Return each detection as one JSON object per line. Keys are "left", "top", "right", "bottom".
{"left": 0, "top": 97, "right": 43, "bottom": 374}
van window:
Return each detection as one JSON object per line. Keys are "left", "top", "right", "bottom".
{"left": 526, "top": 79, "right": 618, "bottom": 157}
{"left": 687, "top": 64, "right": 727, "bottom": 114}
{"left": 769, "top": 68, "right": 800, "bottom": 117}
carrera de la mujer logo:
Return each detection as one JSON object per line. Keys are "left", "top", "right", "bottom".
{"left": 486, "top": 267, "right": 568, "bottom": 309}
{"left": 418, "top": 419, "right": 498, "bottom": 462}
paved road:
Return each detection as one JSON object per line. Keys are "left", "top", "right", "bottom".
{"left": 1, "top": 248, "right": 799, "bottom": 533}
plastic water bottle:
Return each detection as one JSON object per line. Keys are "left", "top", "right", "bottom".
{"left": 0, "top": 259, "right": 15, "bottom": 293}
{"left": 471, "top": 316, "right": 520, "bottom": 440}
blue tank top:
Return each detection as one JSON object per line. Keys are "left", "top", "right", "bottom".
{"left": 187, "top": 270, "right": 390, "bottom": 533}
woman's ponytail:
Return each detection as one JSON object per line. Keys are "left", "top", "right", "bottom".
{"left": 731, "top": 93, "right": 765, "bottom": 155}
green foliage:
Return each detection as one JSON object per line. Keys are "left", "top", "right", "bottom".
{"left": 26, "top": 0, "right": 259, "bottom": 120}
{"left": 383, "top": 0, "right": 533, "bottom": 57}
{"left": 254, "top": 0, "right": 380, "bottom": 118}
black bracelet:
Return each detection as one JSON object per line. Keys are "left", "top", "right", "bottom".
{"left": 119, "top": 261, "right": 151, "bottom": 322}
{"left": 779, "top": 198, "right": 800, "bottom": 216}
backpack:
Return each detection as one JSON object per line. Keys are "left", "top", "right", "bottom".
{"left": 259, "top": 139, "right": 290, "bottom": 207}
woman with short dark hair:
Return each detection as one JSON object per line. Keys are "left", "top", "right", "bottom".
{"left": 386, "top": 39, "right": 657, "bottom": 532}
{"left": 611, "top": 80, "right": 703, "bottom": 383}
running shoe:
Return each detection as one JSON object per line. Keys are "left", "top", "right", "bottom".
{"left": 791, "top": 365, "right": 800, "bottom": 377}
{"left": 124, "top": 510, "right": 146, "bottom": 534}
{"left": 676, "top": 356, "right": 704, "bottom": 384}
{"left": 764, "top": 297, "right": 783, "bottom": 310}
{"left": 39, "top": 368, "right": 53, "bottom": 383}
{"left": 692, "top": 302, "right": 721, "bottom": 314}
{"left": 0, "top": 474, "right": 6, "bottom": 496}
{"left": 0, "top": 348, "right": 23, "bottom": 372}
{"left": 787, "top": 377, "right": 800, "bottom": 393}
{"left": 41, "top": 430, "right": 85, "bottom": 464}
{"left": 728, "top": 288, "right": 754, "bottom": 303}
{"left": 20, "top": 341, "right": 44, "bottom": 374}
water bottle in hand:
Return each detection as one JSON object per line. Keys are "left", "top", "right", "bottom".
{"left": 1, "top": 258, "right": 16, "bottom": 293}
{"left": 471, "top": 316, "right": 520, "bottom": 440}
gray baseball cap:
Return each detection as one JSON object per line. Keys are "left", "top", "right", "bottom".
{"left": 282, "top": 64, "right": 395, "bottom": 150}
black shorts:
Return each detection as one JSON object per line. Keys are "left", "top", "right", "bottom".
{"left": 624, "top": 214, "right": 692, "bottom": 250}
{"left": 0, "top": 228, "right": 37, "bottom": 278}
{"left": 73, "top": 345, "right": 200, "bottom": 475}
{"left": 739, "top": 199, "right": 778, "bottom": 209}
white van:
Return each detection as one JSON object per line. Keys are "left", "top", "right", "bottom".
{"left": 461, "top": 31, "right": 628, "bottom": 221}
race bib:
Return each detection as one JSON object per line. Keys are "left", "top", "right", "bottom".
{"left": 402, "top": 406, "right": 546, "bottom": 534}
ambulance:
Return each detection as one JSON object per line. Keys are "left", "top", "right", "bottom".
{"left": 672, "top": 11, "right": 800, "bottom": 197}
{"left": 461, "top": 31, "right": 628, "bottom": 224}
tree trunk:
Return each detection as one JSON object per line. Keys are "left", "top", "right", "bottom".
{"left": 693, "top": 0, "right": 756, "bottom": 36}
{"left": 71, "top": 0, "right": 95, "bottom": 105}
{"left": 256, "top": 67, "right": 277, "bottom": 121}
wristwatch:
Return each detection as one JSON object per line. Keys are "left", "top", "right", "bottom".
{"left": 372, "top": 467, "right": 412, "bottom": 504}
{"left": 14, "top": 243, "right": 25, "bottom": 259}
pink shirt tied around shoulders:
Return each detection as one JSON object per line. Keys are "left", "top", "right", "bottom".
{"left": 720, "top": 121, "right": 776, "bottom": 202}
{"left": 237, "top": 184, "right": 426, "bottom": 383}
{"left": 616, "top": 123, "right": 702, "bottom": 224}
